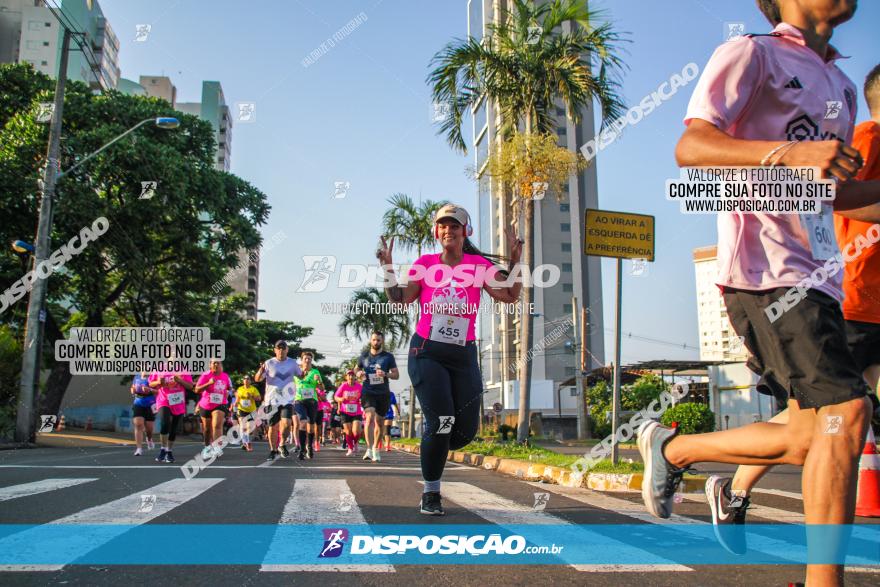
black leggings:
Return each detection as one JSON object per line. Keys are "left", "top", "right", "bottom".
{"left": 407, "top": 334, "right": 482, "bottom": 482}
{"left": 158, "top": 407, "right": 183, "bottom": 442}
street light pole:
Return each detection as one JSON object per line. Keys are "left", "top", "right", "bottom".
{"left": 15, "top": 28, "right": 71, "bottom": 443}
{"left": 14, "top": 93, "right": 179, "bottom": 442}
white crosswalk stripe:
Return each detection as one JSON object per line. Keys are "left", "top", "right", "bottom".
{"left": 441, "top": 481, "right": 693, "bottom": 572}
{"left": 0, "top": 478, "right": 222, "bottom": 571}
{"left": 0, "top": 478, "right": 97, "bottom": 502}
{"left": 260, "top": 478, "right": 394, "bottom": 573}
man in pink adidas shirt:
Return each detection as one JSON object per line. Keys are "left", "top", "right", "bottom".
{"left": 637, "top": 1, "right": 880, "bottom": 585}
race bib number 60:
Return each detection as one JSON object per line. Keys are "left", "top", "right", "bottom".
{"left": 800, "top": 203, "right": 838, "bottom": 261}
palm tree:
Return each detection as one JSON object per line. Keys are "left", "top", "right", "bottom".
{"left": 381, "top": 193, "right": 444, "bottom": 258}
{"left": 338, "top": 287, "right": 412, "bottom": 352}
{"left": 428, "top": 0, "right": 627, "bottom": 442}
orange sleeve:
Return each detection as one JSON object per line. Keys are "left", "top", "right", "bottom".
{"left": 853, "top": 125, "right": 880, "bottom": 181}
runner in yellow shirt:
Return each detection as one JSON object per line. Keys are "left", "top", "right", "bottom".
{"left": 233, "top": 376, "right": 261, "bottom": 452}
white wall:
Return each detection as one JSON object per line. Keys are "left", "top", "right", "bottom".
{"left": 504, "top": 379, "right": 555, "bottom": 410}
{"left": 709, "top": 363, "right": 778, "bottom": 430}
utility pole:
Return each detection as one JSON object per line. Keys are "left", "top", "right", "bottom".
{"left": 572, "top": 297, "right": 587, "bottom": 439}
{"left": 16, "top": 28, "right": 71, "bottom": 443}
{"left": 407, "top": 385, "right": 416, "bottom": 438}
{"left": 581, "top": 305, "right": 590, "bottom": 439}
{"left": 478, "top": 338, "right": 484, "bottom": 436}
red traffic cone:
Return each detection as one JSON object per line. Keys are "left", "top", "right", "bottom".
{"left": 855, "top": 427, "right": 880, "bottom": 518}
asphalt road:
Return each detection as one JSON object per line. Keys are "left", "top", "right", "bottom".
{"left": 0, "top": 437, "right": 877, "bottom": 586}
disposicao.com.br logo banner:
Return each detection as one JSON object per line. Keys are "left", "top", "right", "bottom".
{"left": 0, "top": 524, "right": 876, "bottom": 566}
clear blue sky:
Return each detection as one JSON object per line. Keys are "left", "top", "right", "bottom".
{"left": 99, "top": 0, "right": 880, "bottom": 380}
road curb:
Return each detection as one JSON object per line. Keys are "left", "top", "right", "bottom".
{"left": 392, "top": 442, "right": 705, "bottom": 493}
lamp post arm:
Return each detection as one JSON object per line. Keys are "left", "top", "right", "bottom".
{"left": 57, "top": 118, "right": 154, "bottom": 180}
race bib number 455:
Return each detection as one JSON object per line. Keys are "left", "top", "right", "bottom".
{"left": 430, "top": 314, "right": 467, "bottom": 346}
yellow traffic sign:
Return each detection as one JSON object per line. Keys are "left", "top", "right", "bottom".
{"left": 584, "top": 209, "right": 655, "bottom": 261}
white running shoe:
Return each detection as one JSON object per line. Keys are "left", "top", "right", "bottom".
{"left": 372, "top": 450, "right": 381, "bottom": 463}
{"left": 346, "top": 448, "right": 353, "bottom": 456}
{"left": 201, "top": 446, "right": 213, "bottom": 460}
{"left": 362, "top": 449, "right": 372, "bottom": 461}
{"left": 146, "top": 439, "right": 155, "bottom": 450}
{"left": 134, "top": 448, "right": 143, "bottom": 456}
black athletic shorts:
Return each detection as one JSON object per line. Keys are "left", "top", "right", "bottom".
{"left": 723, "top": 287, "right": 869, "bottom": 410}
{"left": 361, "top": 393, "right": 391, "bottom": 417}
{"left": 236, "top": 410, "right": 255, "bottom": 420}
{"left": 341, "top": 413, "right": 362, "bottom": 424}
{"left": 331, "top": 417, "right": 344, "bottom": 428}
{"left": 294, "top": 399, "right": 320, "bottom": 424}
{"left": 132, "top": 404, "right": 155, "bottom": 421}
{"left": 269, "top": 404, "right": 294, "bottom": 426}
{"left": 844, "top": 319, "right": 880, "bottom": 373}
{"left": 200, "top": 405, "right": 228, "bottom": 417}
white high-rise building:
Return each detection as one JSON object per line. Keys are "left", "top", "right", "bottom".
{"left": 468, "top": 0, "right": 605, "bottom": 427}
{"left": 693, "top": 245, "right": 749, "bottom": 362}
{"left": 0, "top": 0, "right": 119, "bottom": 90}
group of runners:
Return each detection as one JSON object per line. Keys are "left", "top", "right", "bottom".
{"left": 126, "top": 203, "right": 524, "bottom": 519}
{"left": 127, "top": 338, "right": 402, "bottom": 464}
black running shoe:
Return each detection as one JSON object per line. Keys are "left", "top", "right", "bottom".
{"left": 155, "top": 448, "right": 167, "bottom": 463}
{"left": 706, "top": 475, "right": 750, "bottom": 555}
{"left": 163, "top": 451, "right": 175, "bottom": 463}
{"left": 280, "top": 445, "right": 289, "bottom": 459}
{"left": 307, "top": 446, "right": 314, "bottom": 459}
{"left": 266, "top": 450, "right": 276, "bottom": 462}
{"left": 298, "top": 449, "right": 306, "bottom": 461}
{"left": 420, "top": 491, "right": 445, "bottom": 516}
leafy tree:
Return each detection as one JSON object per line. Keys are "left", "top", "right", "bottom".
{"left": 622, "top": 373, "right": 666, "bottom": 411}
{"left": 0, "top": 326, "right": 22, "bottom": 440}
{"left": 381, "top": 193, "right": 444, "bottom": 258}
{"left": 0, "top": 63, "right": 270, "bottom": 424}
{"left": 586, "top": 374, "right": 669, "bottom": 437}
{"left": 428, "top": 0, "right": 627, "bottom": 442}
{"left": 661, "top": 403, "right": 716, "bottom": 435}
{"left": 338, "top": 287, "right": 412, "bottom": 352}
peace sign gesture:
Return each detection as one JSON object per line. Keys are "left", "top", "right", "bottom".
{"left": 505, "top": 226, "right": 523, "bottom": 263}
{"left": 376, "top": 235, "right": 394, "bottom": 266}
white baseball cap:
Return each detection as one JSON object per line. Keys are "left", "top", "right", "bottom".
{"left": 434, "top": 204, "right": 469, "bottom": 225}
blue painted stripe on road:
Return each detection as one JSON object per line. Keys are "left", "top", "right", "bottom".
{"left": 0, "top": 524, "right": 875, "bottom": 566}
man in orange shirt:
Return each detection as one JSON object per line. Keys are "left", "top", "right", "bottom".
{"left": 706, "top": 63, "right": 880, "bottom": 554}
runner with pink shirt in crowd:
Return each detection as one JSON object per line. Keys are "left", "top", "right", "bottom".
{"left": 195, "top": 360, "right": 233, "bottom": 460}
{"left": 335, "top": 370, "right": 364, "bottom": 457}
{"left": 380, "top": 203, "right": 522, "bottom": 515}
{"left": 148, "top": 367, "right": 194, "bottom": 464}
{"left": 318, "top": 393, "right": 333, "bottom": 445}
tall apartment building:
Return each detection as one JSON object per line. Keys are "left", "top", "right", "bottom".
{"left": 468, "top": 0, "right": 605, "bottom": 418}
{"left": 0, "top": 0, "right": 118, "bottom": 90}
{"left": 693, "top": 245, "right": 749, "bottom": 362}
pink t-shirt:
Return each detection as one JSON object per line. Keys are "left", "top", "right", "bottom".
{"left": 319, "top": 400, "right": 332, "bottom": 421}
{"left": 150, "top": 371, "right": 193, "bottom": 416}
{"left": 335, "top": 383, "right": 363, "bottom": 417}
{"left": 684, "top": 23, "right": 857, "bottom": 301}
{"left": 408, "top": 253, "right": 499, "bottom": 341}
{"left": 196, "top": 371, "right": 232, "bottom": 410}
